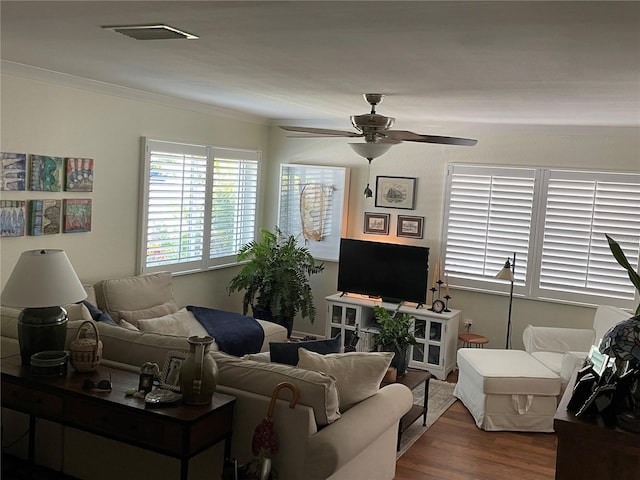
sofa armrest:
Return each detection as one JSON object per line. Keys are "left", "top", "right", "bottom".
{"left": 304, "top": 383, "right": 413, "bottom": 479}
{"left": 559, "top": 351, "right": 588, "bottom": 388}
{"left": 523, "top": 325, "right": 595, "bottom": 354}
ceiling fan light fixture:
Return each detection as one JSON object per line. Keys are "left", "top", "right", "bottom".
{"left": 349, "top": 142, "right": 393, "bottom": 160}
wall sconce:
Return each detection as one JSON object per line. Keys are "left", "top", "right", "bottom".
{"left": 495, "top": 252, "right": 516, "bottom": 349}
{"left": 2, "top": 250, "right": 86, "bottom": 365}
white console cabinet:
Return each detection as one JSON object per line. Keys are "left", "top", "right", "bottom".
{"left": 326, "top": 293, "right": 460, "bottom": 380}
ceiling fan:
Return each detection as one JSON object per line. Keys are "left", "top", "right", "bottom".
{"left": 280, "top": 93, "right": 479, "bottom": 155}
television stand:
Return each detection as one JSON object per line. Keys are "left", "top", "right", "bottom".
{"left": 326, "top": 293, "right": 460, "bottom": 380}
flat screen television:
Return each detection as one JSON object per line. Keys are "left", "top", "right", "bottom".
{"left": 337, "top": 238, "right": 430, "bottom": 305}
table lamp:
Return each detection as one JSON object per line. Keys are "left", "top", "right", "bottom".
{"left": 495, "top": 253, "right": 516, "bottom": 349}
{"left": 1, "top": 249, "right": 86, "bottom": 365}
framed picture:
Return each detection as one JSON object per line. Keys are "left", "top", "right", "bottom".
{"left": 364, "top": 212, "right": 390, "bottom": 235}
{"left": 63, "top": 199, "right": 92, "bottom": 233}
{"left": 65, "top": 158, "right": 94, "bottom": 192}
{"left": 375, "top": 176, "right": 417, "bottom": 210}
{"left": 160, "top": 350, "right": 189, "bottom": 391}
{"left": 397, "top": 215, "right": 424, "bottom": 239}
{"left": 1, "top": 152, "right": 26, "bottom": 191}
{"left": 29, "top": 155, "right": 64, "bottom": 191}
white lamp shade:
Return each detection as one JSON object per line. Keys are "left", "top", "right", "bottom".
{"left": 495, "top": 266, "right": 514, "bottom": 282}
{"left": 1, "top": 249, "right": 87, "bottom": 308}
{"left": 349, "top": 142, "right": 393, "bottom": 160}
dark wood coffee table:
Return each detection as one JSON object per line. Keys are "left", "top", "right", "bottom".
{"left": 381, "top": 368, "right": 431, "bottom": 450}
{"left": 1, "top": 355, "right": 235, "bottom": 480}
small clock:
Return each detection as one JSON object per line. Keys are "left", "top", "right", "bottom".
{"left": 432, "top": 299, "right": 445, "bottom": 313}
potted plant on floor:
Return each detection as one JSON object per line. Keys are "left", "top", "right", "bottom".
{"left": 227, "top": 227, "right": 324, "bottom": 337}
{"left": 373, "top": 305, "right": 417, "bottom": 377}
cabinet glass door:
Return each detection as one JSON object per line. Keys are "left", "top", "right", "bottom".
{"left": 427, "top": 344, "right": 441, "bottom": 366}
{"left": 429, "top": 321, "right": 442, "bottom": 342}
{"left": 331, "top": 305, "right": 342, "bottom": 325}
{"left": 345, "top": 307, "right": 357, "bottom": 326}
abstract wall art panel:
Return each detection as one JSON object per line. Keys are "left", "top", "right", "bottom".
{"left": 63, "top": 199, "right": 92, "bottom": 233}
{"left": 1, "top": 152, "right": 27, "bottom": 191}
{"left": 29, "top": 155, "right": 63, "bottom": 191}
{"left": 65, "top": 158, "right": 94, "bottom": 192}
{"left": 0, "top": 200, "right": 26, "bottom": 237}
{"left": 29, "top": 199, "right": 61, "bottom": 235}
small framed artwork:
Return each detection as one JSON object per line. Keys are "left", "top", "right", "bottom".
{"left": 160, "top": 350, "right": 189, "bottom": 391}
{"left": 63, "top": 199, "right": 92, "bottom": 233}
{"left": 0, "top": 200, "right": 26, "bottom": 237}
{"left": 364, "top": 212, "right": 390, "bottom": 235}
{"left": 29, "top": 155, "right": 64, "bottom": 191}
{"left": 29, "top": 199, "right": 61, "bottom": 235}
{"left": 397, "top": 215, "right": 424, "bottom": 239}
{"left": 1, "top": 152, "right": 27, "bottom": 191}
{"left": 65, "top": 158, "right": 94, "bottom": 192}
{"left": 375, "top": 176, "right": 417, "bottom": 210}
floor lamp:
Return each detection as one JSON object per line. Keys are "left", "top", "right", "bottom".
{"left": 495, "top": 253, "right": 516, "bottom": 349}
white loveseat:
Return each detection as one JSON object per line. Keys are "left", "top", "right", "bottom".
{"left": 1, "top": 273, "right": 412, "bottom": 480}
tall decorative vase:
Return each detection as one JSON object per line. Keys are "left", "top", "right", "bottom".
{"left": 180, "top": 336, "right": 218, "bottom": 405}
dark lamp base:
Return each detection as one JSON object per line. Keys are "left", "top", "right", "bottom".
{"left": 617, "top": 410, "right": 640, "bottom": 433}
{"left": 17, "top": 307, "right": 68, "bottom": 366}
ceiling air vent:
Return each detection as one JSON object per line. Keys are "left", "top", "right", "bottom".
{"left": 102, "top": 24, "right": 198, "bottom": 40}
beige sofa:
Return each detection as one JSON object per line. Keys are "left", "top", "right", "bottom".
{"left": 1, "top": 273, "right": 413, "bottom": 480}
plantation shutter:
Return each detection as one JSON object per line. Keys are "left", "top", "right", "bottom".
{"left": 208, "top": 147, "right": 259, "bottom": 266}
{"left": 442, "top": 165, "right": 537, "bottom": 291}
{"left": 143, "top": 140, "right": 207, "bottom": 272}
{"left": 537, "top": 170, "right": 640, "bottom": 304}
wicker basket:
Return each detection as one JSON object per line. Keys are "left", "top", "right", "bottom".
{"left": 69, "top": 321, "right": 103, "bottom": 372}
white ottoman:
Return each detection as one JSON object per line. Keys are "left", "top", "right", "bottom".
{"left": 454, "top": 349, "right": 561, "bottom": 432}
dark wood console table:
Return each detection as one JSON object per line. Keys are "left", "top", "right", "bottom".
{"left": 382, "top": 368, "right": 431, "bottom": 450}
{"left": 554, "top": 373, "right": 640, "bottom": 480}
{"left": 1, "top": 355, "right": 235, "bottom": 480}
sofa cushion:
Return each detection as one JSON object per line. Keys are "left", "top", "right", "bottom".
{"left": 297, "top": 349, "right": 393, "bottom": 411}
{"left": 212, "top": 350, "right": 340, "bottom": 426}
{"left": 92, "top": 322, "right": 191, "bottom": 368}
{"left": 94, "top": 272, "right": 178, "bottom": 324}
{"left": 136, "top": 308, "right": 209, "bottom": 338}
{"left": 269, "top": 334, "right": 341, "bottom": 366}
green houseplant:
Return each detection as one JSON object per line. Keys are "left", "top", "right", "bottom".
{"left": 372, "top": 305, "right": 417, "bottom": 376}
{"left": 227, "top": 227, "right": 324, "bottom": 337}
{"left": 606, "top": 234, "right": 640, "bottom": 315}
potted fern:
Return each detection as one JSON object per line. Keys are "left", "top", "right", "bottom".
{"left": 372, "top": 305, "right": 417, "bottom": 376}
{"left": 227, "top": 227, "right": 324, "bottom": 337}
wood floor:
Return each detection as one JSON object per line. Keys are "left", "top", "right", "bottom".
{"left": 395, "top": 372, "right": 558, "bottom": 480}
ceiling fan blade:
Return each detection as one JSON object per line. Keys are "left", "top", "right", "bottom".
{"left": 280, "top": 126, "right": 362, "bottom": 137}
{"left": 384, "top": 130, "right": 478, "bottom": 146}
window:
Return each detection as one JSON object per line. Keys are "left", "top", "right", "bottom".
{"left": 278, "top": 164, "right": 350, "bottom": 261}
{"left": 140, "top": 139, "right": 259, "bottom": 275}
{"left": 442, "top": 164, "right": 640, "bottom": 309}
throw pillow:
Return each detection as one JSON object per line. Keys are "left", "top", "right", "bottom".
{"left": 269, "top": 334, "right": 341, "bottom": 366}
{"left": 119, "top": 319, "right": 140, "bottom": 331}
{"left": 136, "top": 309, "right": 195, "bottom": 337}
{"left": 297, "top": 348, "right": 394, "bottom": 411}
{"left": 116, "top": 301, "right": 179, "bottom": 328}
{"left": 80, "top": 300, "right": 117, "bottom": 325}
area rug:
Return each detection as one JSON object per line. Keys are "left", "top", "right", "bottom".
{"left": 396, "top": 379, "right": 457, "bottom": 457}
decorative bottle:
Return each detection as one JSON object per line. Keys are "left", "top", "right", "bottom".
{"left": 180, "top": 336, "right": 218, "bottom": 405}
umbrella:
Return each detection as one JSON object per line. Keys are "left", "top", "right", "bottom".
{"left": 244, "top": 381, "right": 299, "bottom": 480}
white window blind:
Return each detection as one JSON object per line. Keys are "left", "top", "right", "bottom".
{"left": 443, "top": 165, "right": 536, "bottom": 290}
{"left": 278, "top": 164, "right": 350, "bottom": 262}
{"left": 442, "top": 164, "right": 640, "bottom": 309}
{"left": 537, "top": 170, "right": 640, "bottom": 303}
{"left": 140, "top": 139, "right": 260, "bottom": 275}
{"left": 209, "top": 148, "right": 259, "bottom": 266}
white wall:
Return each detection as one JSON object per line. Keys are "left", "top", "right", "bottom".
{"left": 2, "top": 71, "right": 638, "bottom": 349}
{"left": 266, "top": 123, "right": 640, "bottom": 346}
{"left": 0, "top": 72, "right": 269, "bottom": 313}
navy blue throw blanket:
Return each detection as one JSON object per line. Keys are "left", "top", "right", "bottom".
{"left": 187, "top": 306, "right": 265, "bottom": 357}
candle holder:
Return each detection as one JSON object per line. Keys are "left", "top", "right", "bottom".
{"left": 444, "top": 295, "right": 451, "bottom": 312}
{"left": 429, "top": 287, "right": 437, "bottom": 311}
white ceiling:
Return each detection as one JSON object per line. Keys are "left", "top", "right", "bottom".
{"left": 2, "top": 1, "right": 639, "bottom": 133}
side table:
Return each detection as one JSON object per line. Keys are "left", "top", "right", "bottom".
{"left": 459, "top": 333, "right": 489, "bottom": 348}
{"left": 381, "top": 368, "right": 431, "bottom": 450}
{"left": 1, "top": 355, "right": 235, "bottom": 480}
